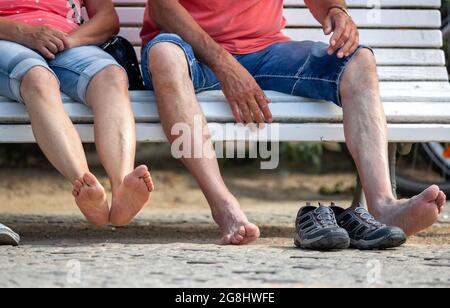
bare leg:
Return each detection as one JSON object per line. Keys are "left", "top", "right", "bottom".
{"left": 148, "top": 43, "right": 260, "bottom": 245}
{"left": 340, "top": 49, "right": 447, "bottom": 236}
{"left": 85, "top": 66, "right": 154, "bottom": 226}
{"left": 21, "top": 67, "right": 108, "bottom": 226}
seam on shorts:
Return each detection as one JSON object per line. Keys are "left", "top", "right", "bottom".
{"left": 50, "top": 63, "right": 91, "bottom": 79}
{"left": 197, "top": 82, "right": 221, "bottom": 93}
{"left": 295, "top": 54, "right": 311, "bottom": 78}
{"left": 254, "top": 74, "right": 336, "bottom": 83}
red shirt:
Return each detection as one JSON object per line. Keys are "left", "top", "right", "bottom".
{"left": 141, "top": 0, "right": 290, "bottom": 54}
{"left": 0, "top": 0, "right": 82, "bottom": 33}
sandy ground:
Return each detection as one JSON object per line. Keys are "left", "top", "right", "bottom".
{"left": 0, "top": 165, "right": 449, "bottom": 287}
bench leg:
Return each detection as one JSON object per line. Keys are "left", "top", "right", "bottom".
{"left": 388, "top": 143, "right": 398, "bottom": 199}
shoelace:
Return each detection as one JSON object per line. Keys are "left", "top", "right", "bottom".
{"left": 355, "top": 207, "right": 383, "bottom": 228}
{"left": 315, "top": 207, "right": 337, "bottom": 227}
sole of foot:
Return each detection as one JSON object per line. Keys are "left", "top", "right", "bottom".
{"left": 376, "top": 185, "right": 446, "bottom": 237}
{"left": 110, "top": 165, "right": 154, "bottom": 226}
{"left": 72, "top": 172, "right": 109, "bottom": 227}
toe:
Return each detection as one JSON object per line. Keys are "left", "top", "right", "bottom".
{"left": 73, "top": 180, "right": 83, "bottom": 191}
{"left": 245, "top": 223, "right": 260, "bottom": 238}
{"left": 83, "top": 172, "right": 99, "bottom": 187}
{"left": 134, "top": 165, "right": 149, "bottom": 178}
{"left": 231, "top": 233, "right": 244, "bottom": 245}
{"left": 144, "top": 179, "right": 154, "bottom": 192}
{"left": 238, "top": 226, "right": 246, "bottom": 237}
{"left": 437, "top": 191, "right": 446, "bottom": 207}
{"left": 419, "top": 185, "right": 441, "bottom": 202}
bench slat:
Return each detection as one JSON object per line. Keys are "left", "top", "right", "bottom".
{"left": 113, "top": 0, "right": 442, "bottom": 9}
{"left": 2, "top": 82, "right": 450, "bottom": 103}
{"left": 1, "top": 123, "right": 449, "bottom": 143}
{"left": 120, "top": 28, "right": 444, "bottom": 48}
{"left": 116, "top": 8, "right": 441, "bottom": 29}
{"left": 1, "top": 97, "right": 450, "bottom": 124}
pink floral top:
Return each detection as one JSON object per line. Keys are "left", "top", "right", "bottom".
{"left": 0, "top": 0, "right": 83, "bottom": 33}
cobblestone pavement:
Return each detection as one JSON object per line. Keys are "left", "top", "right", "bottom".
{"left": 0, "top": 205, "right": 449, "bottom": 288}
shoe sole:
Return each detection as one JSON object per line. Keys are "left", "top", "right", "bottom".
{"left": 351, "top": 232, "right": 407, "bottom": 250}
{"left": 294, "top": 234, "right": 350, "bottom": 251}
{"left": 0, "top": 231, "right": 20, "bottom": 247}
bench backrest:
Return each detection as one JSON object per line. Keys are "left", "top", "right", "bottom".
{"left": 113, "top": 0, "right": 448, "bottom": 83}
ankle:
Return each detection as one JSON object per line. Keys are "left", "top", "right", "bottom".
{"left": 368, "top": 195, "right": 397, "bottom": 216}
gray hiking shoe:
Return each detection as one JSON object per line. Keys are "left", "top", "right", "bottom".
{"left": 295, "top": 204, "right": 350, "bottom": 251}
{"left": 0, "top": 223, "right": 20, "bottom": 246}
{"left": 331, "top": 203, "right": 407, "bottom": 250}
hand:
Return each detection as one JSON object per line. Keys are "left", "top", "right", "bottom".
{"left": 323, "top": 8, "right": 359, "bottom": 58}
{"left": 18, "top": 25, "right": 69, "bottom": 59}
{"left": 215, "top": 55, "right": 273, "bottom": 130}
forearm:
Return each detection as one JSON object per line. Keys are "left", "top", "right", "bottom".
{"left": 68, "top": 11, "right": 119, "bottom": 47}
{"left": 304, "top": 0, "right": 347, "bottom": 25}
{"left": 0, "top": 18, "right": 27, "bottom": 43}
{"left": 149, "top": 0, "right": 233, "bottom": 73}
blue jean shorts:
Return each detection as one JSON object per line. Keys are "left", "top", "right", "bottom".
{"left": 0, "top": 40, "right": 123, "bottom": 104}
{"left": 142, "top": 33, "right": 372, "bottom": 107}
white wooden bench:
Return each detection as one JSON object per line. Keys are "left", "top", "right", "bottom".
{"left": 1, "top": 0, "right": 449, "bottom": 201}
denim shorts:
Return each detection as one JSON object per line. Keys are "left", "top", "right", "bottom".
{"left": 0, "top": 40, "right": 123, "bottom": 104}
{"left": 142, "top": 33, "right": 372, "bottom": 107}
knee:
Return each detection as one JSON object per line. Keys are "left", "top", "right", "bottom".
{"left": 341, "top": 49, "right": 378, "bottom": 93}
{"left": 344, "top": 49, "right": 377, "bottom": 79}
{"left": 148, "top": 43, "right": 190, "bottom": 82}
{"left": 21, "top": 66, "right": 59, "bottom": 99}
{"left": 92, "top": 66, "right": 129, "bottom": 91}
{"left": 354, "top": 48, "right": 377, "bottom": 70}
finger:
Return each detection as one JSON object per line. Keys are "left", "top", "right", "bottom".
{"left": 45, "top": 41, "right": 59, "bottom": 54}
{"left": 247, "top": 98, "right": 265, "bottom": 126}
{"left": 323, "top": 15, "right": 333, "bottom": 35}
{"left": 238, "top": 101, "right": 255, "bottom": 131}
{"left": 60, "top": 35, "right": 71, "bottom": 49}
{"left": 39, "top": 47, "right": 55, "bottom": 60}
{"left": 335, "top": 25, "right": 352, "bottom": 58}
{"left": 346, "top": 41, "right": 360, "bottom": 58}
{"left": 229, "top": 101, "right": 243, "bottom": 124}
{"left": 52, "top": 30, "right": 70, "bottom": 48}
{"left": 338, "top": 29, "right": 356, "bottom": 58}
{"left": 328, "top": 18, "right": 347, "bottom": 55}
{"left": 255, "top": 92, "right": 272, "bottom": 123}
{"left": 346, "top": 31, "right": 360, "bottom": 56}
{"left": 50, "top": 37, "right": 65, "bottom": 52}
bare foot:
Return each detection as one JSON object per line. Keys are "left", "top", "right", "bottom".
{"left": 212, "top": 197, "right": 260, "bottom": 245}
{"left": 110, "top": 165, "right": 154, "bottom": 226}
{"left": 374, "top": 185, "right": 447, "bottom": 237}
{"left": 72, "top": 173, "right": 109, "bottom": 227}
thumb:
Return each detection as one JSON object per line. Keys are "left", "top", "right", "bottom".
{"left": 323, "top": 15, "right": 333, "bottom": 35}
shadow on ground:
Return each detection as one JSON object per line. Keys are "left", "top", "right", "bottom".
{"left": 1, "top": 215, "right": 296, "bottom": 246}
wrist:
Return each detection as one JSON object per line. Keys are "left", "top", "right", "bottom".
{"left": 327, "top": 5, "right": 351, "bottom": 17}
{"left": 13, "top": 23, "right": 31, "bottom": 43}
{"left": 66, "top": 35, "right": 81, "bottom": 49}
{"left": 210, "top": 50, "right": 235, "bottom": 75}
